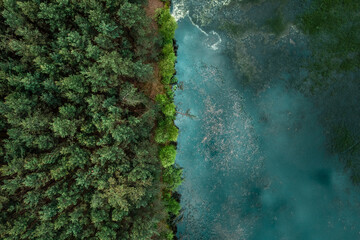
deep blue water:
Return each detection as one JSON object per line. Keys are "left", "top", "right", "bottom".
{"left": 173, "top": 2, "right": 360, "bottom": 240}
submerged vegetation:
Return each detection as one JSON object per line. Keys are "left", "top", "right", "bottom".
{"left": 301, "top": 0, "right": 360, "bottom": 75}
{"left": 265, "top": 13, "right": 286, "bottom": 36}
{"left": 0, "top": 0, "right": 180, "bottom": 239}
{"left": 300, "top": 0, "right": 360, "bottom": 183}
{"left": 216, "top": 0, "right": 360, "bottom": 185}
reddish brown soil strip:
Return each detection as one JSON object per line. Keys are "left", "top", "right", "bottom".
{"left": 143, "top": 0, "right": 165, "bottom": 100}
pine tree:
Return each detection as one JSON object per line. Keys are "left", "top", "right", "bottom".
{"left": 0, "top": 0, "right": 170, "bottom": 239}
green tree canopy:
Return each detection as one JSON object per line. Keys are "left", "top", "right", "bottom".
{"left": 159, "top": 145, "right": 177, "bottom": 168}
{"left": 0, "top": 0, "right": 172, "bottom": 239}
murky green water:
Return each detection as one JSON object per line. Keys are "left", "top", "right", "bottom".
{"left": 173, "top": 1, "right": 360, "bottom": 239}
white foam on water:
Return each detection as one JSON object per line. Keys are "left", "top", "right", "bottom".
{"left": 210, "top": 30, "right": 222, "bottom": 50}
{"left": 171, "top": 0, "right": 188, "bottom": 21}
{"left": 222, "top": 0, "right": 231, "bottom": 6}
{"left": 188, "top": 16, "right": 209, "bottom": 36}
{"left": 187, "top": 16, "right": 223, "bottom": 50}
{"left": 171, "top": 0, "right": 223, "bottom": 50}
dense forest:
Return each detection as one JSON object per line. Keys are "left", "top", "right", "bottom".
{"left": 0, "top": 0, "right": 180, "bottom": 239}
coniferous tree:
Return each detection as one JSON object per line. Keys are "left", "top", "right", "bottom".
{"left": 0, "top": 0, "right": 171, "bottom": 239}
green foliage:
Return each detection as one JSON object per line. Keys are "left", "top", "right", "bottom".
{"left": 159, "top": 43, "right": 177, "bottom": 84}
{"left": 0, "top": 0, "right": 169, "bottom": 239}
{"left": 156, "top": 8, "right": 177, "bottom": 44}
{"left": 163, "top": 231, "right": 174, "bottom": 240}
{"left": 170, "top": 76, "right": 178, "bottom": 85}
{"left": 155, "top": 119, "right": 179, "bottom": 144}
{"left": 160, "top": 44, "right": 176, "bottom": 82}
{"left": 52, "top": 118, "right": 78, "bottom": 138}
{"left": 156, "top": 94, "right": 169, "bottom": 105}
{"left": 163, "top": 192, "right": 181, "bottom": 215}
{"left": 159, "top": 145, "right": 177, "bottom": 168}
{"left": 163, "top": 165, "right": 183, "bottom": 191}
{"left": 156, "top": 17, "right": 177, "bottom": 84}
{"left": 154, "top": 7, "right": 182, "bottom": 238}
{"left": 156, "top": 94, "right": 176, "bottom": 117}
{"left": 162, "top": 102, "right": 176, "bottom": 117}
{"left": 159, "top": 57, "right": 176, "bottom": 84}
{"left": 165, "top": 85, "right": 176, "bottom": 99}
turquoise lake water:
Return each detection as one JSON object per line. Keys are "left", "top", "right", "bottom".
{"left": 173, "top": 1, "right": 360, "bottom": 239}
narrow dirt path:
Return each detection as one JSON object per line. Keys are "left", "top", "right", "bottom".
{"left": 145, "top": 0, "right": 165, "bottom": 99}
{"left": 146, "top": 0, "right": 164, "bottom": 18}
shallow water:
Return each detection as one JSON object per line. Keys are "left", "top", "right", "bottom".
{"left": 173, "top": 2, "right": 360, "bottom": 240}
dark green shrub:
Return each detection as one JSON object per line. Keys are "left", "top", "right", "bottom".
{"left": 163, "top": 166, "right": 183, "bottom": 190}
{"left": 163, "top": 192, "right": 181, "bottom": 215}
